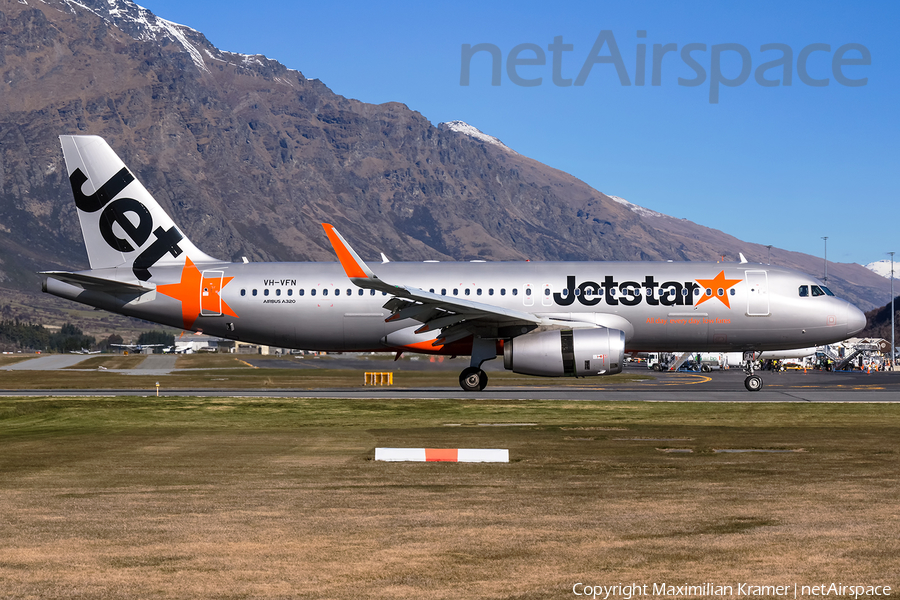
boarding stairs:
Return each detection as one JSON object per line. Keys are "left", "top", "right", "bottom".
{"left": 821, "top": 345, "right": 841, "bottom": 362}
{"left": 667, "top": 352, "right": 693, "bottom": 372}
{"left": 834, "top": 342, "right": 881, "bottom": 371}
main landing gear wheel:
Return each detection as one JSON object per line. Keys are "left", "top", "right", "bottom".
{"left": 459, "top": 367, "right": 488, "bottom": 392}
{"left": 744, "top": 375, "right": 763, "bottom": 392}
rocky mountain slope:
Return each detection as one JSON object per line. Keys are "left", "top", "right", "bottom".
{"left": 860, "top": 296, "right": 900, "bottom": 345}
{"left": 0, "top": 0, "right": 891, "bottom": 314}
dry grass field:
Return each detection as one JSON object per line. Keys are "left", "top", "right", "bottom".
{"left": 0, "top": 396, "right": 897, "bottom": 599}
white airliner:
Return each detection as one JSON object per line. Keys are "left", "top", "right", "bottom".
{"left": 42, "top": 136, "right": 866, "bottom": 391}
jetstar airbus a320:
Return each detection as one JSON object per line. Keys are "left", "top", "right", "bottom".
{"left": 42, "top": 136, "right": 866, "bottom": 391}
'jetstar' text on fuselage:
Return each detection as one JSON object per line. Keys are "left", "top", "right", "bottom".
{"left": 553, "top": 275, "right": 708, "bottom": 307}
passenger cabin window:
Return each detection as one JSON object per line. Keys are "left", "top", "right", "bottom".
{"left": 512, "top": 288, "right": 518, "bottom": 296}
{"left": 264, "top": 289, "right": 269, "bottom": 296}
{"left": 288, "top": 289, "right": 293, "bottom": 296}
{"left": 252, "top": 289, "right": 258, "bottom": 296}
{"left": 799, "top": 285, "right": 809, "bottom": 297}
{"left": 299, "top": 289, "right": 305, "bottom": 296}
{"left": 276, "top": 289, "right": 281, "bottom": 296}
{"left": 241, "top": 289, "right": 246, "bottom": 296}
{"left": 441, "top": 288, "right": 447, "bottom": 295}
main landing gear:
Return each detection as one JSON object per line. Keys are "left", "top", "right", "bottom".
{"left": 742, "top": 350, "right": 763, "bottom": 392}
{"left": 458, "top": 336, "right": 495, "bottom": 392}
{"left": 459, "top": 366, "right": 488, "bottom": 392}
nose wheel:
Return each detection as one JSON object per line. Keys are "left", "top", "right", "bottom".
{"left": 459, "top": 367, "right": 488, "bottom": 392}
{"left": 744, "top": 375, "right": 763, "bottom": 391}
{"left": 742, "top": 351, "right": 763, "bottom": 392}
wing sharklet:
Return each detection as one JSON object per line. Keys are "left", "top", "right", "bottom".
{"left": 322, "top": 223, "right": 377, "bottom": 280}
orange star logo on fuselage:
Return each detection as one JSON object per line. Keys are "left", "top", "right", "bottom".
{"left": 157, "top": 257, "right": 238, "bottom": 329}
{"left": 694, "top": 270, "right": 742, "bottom": 309}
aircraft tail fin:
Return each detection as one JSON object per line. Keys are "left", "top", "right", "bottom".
{"left": 60, "top": 135, "right": 219, "bottom": 281}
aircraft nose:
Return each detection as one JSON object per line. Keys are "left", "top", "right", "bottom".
{"left": 846, "top": 302, "right": 866, "bottom": 336}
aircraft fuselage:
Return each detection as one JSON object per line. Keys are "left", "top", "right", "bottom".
{"left": 45, "top": 260, "right": 863, "bottom": 355}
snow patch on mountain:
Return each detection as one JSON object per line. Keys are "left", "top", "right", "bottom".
{"left": 865, "top": 259, "right": 898, "bottom": 279}
{"left": 40, "top": 0, "right": 210, "bottom": 71}
{"left": 439, "top": 121, "right": 516, "bottom": 154}
{"left": 606, "top": 195, "right": 666, "bottom": 219}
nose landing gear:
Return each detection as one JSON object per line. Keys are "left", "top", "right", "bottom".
{"left": 743, "top": 351, "right": 763, "bottom": 391}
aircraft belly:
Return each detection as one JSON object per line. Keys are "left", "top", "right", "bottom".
{"left": 343, "top": 313, "right": 387, "bottom": 350}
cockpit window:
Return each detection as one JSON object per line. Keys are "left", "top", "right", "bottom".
{"left": 821, "top": 286, "right": 835, "bottom": 296}
{"left": 799, "top": 285, "right": 809, "bottom": 297}
{"left": 811, "top": 285, "right": 825, "bottom": 297}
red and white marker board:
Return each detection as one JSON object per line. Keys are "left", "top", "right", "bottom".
{"left": 375, "top": 448, "right": 509, "bottom": 462}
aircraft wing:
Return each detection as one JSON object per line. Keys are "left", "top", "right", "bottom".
{"left": 41, "top": 271, "right": 154, "bottom": 294}
{"left": 323, "top": 224, "right": 542, "bottom": 345}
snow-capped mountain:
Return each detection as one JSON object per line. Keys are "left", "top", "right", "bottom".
{"left": 438, "top": 121, "right": 516, "bottom": 154}
{"left": 0, "top": 0, "right": 892, "bottom": 312}
{"left": 35, "top": 0, "right": 284, "bottom": 74}
{"left": 865, "top": 260, "right": 898, "bottom": 279}
{"left": 606, "top": 195, "right": 666, "bottom": 219}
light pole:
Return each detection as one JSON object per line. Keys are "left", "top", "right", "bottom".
{"left": 822, "top": 237, "right": 828, "bottom": 283}
{"left": 890, "top": 251, "right": 895, "bottom": 371}
{"left": 766, "top": 245, "right": 772, "bottom": 265}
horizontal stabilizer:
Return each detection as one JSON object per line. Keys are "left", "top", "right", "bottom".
{"left": 41, "top": 271, "right": 154, "bottom": 294}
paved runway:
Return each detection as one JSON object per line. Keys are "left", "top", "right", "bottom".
{"left": 3, "top": 355, "right": 90, "bottom": 370}
{"left": 1, "top": 367, "right": 897, "bottom": 402}
{"left": 3, "top": 352, "right": 898, "bottom": 401}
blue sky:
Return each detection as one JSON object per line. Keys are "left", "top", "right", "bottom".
{"left": 137, "top": 0, "right": 898, "bottom": 266}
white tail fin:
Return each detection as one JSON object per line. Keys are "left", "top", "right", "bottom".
{"left": 60, "top": 135, "right": 218, "bottom": 281}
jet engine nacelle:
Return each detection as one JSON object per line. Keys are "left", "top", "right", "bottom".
{"left": 503, "top": 328, "right": 625, "bottom": 377}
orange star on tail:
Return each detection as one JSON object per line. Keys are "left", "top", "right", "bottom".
{"left": 157, "top": 257, "right": 237, "bottom": 329}
{"left": 694, "top": 270, "right": 742, "bottom": 309}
